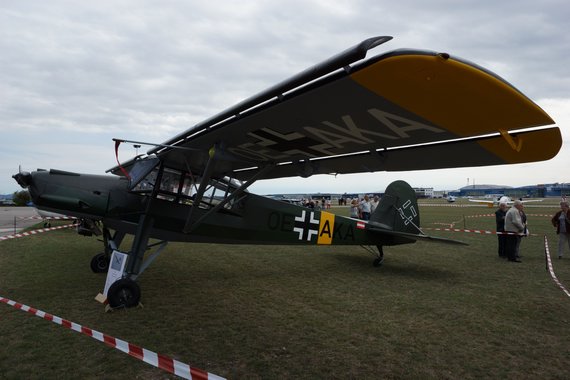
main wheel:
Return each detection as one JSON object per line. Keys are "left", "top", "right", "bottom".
{"left": 90, "top": 253, "right": 110, "bottom": 273}
{"left": 107, "top": 278, "right": 141, "bottom": 309}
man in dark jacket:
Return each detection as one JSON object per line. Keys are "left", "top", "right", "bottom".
{"left": 551, "top": 201, "right": 570, "bottom": 259}
{"left": 495, "top": 202, "right": 508, "bottom": 258}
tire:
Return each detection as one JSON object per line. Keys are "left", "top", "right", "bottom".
{"left": 107, "top": 278, "right": 141, "bottom": 309}
{"left": 90, "top": 253, "right": 110, "bottom": 273}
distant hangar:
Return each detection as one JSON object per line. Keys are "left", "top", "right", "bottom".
{"left": 449, "top": 183, "right": 570, "bottom": 198}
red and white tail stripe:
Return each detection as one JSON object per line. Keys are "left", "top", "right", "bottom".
{"left": 0, "top": 295, "right": 225, "bottom": 379}
{"left": 0, "top": 224, "right": 75, "bottom": 241}
{"left": 543, "top": 236, "right": 570, "bottom": 298}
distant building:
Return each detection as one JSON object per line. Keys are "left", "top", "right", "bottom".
{"left": 433, "top": 190, "right": 446, "bottom": 198}
{"left": 309, "top": 193, "right": 332, "bottom": 200}
{"left": 265, "top": 182, "right": 570, "bottom": 203}
{"left": 0, "top": 194, "right": 14, "bottom": 205}
{"left": 412, "top": 187, "right": 434, "bottom": 199}
{"left": 449, "top": 183, "right": 570, "bottom": 198}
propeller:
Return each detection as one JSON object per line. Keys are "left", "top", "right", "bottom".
{"left": 12, "top": 165, "right": 32, "bottom": 188}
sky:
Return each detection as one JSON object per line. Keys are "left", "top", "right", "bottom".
{"left": 1, "top": 0, "right": 569, "bottom": 195}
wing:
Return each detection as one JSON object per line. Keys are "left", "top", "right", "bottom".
{"left": 109, "top": 37, "right": 561, "bottom": 181}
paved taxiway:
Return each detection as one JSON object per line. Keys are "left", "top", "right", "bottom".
{"left": 0, "top": 207, "right": 39, "bottom": 237}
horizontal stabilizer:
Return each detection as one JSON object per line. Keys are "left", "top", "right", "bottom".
{"left": 368, "top": 226, "right": 468, "bottom": 246}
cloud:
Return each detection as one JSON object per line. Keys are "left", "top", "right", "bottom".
{"left": 1, "top": 1, "right": 569, "bottom": 193}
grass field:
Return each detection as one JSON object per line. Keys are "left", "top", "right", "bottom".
{"left": 2, "top": 199, "right": 570, "bottom": 379}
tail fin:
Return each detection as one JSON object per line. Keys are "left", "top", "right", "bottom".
{"left": 370, "top": 180, "right": 420, "bottom": 234}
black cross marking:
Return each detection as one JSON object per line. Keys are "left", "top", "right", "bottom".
{"left": 293, "top": 210, "right": 320, "bottom": 241}
{"left": 252, "top": 129, "right": 323, "bottom": 153}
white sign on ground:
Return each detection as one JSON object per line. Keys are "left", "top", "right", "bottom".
{"left": 103, "top": 250, "right": 128, "bottom": 296}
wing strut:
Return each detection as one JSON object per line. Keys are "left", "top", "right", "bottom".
{"left": 182, "top": 146, "right": 218, "bottom": 233}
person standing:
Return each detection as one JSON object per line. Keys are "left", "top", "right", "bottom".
{"left": 370, "top": 195, "right": 380, "bottom": 214}
{"left": 505, "top": 200, "right": 525, "bottom": 263}
{"left": 314, "top": 200, "right": 322, "bottom": 211}
{"left": 551, "top": 201, "right": 570, "bottom": 259}
{"left": 516, "top": 207, "right": 528, "bottom": 259}
{"left": 360, "top": 195, "right": 372, "bottom": 220}
{"left": 495, "top": 202, "right": 508, "bottom": 258}
{"left": 350, "top": 199, "right": 359, "bottom": 218}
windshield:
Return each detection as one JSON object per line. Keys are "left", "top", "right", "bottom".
{"left": 129, "top": 158, "right": 245, "bottom": 208}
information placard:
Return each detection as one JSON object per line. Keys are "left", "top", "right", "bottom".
{"left": 103, "top": 250, "right": 128, "bottom": 296}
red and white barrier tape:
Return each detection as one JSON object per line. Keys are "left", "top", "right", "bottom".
{"left": 418, "top": 204, "right": 482, "bottom": 207}
{"left": 0, "top": 224, "right": 75, "bottom": 241}
{"left": 464, "top": 213, "right": 552, "bottom": 219}
{"left": 432, "top": 222, "right": 455, "bottom": 227}
{"left": 418, "top": 203, "right": 555, "bottom": 209}
{"left": 0, "top": 295, "right": 225, "bottom": 379}
{"left": 543, "top": 236, "right": 570, "bottom": 298}
{"left": 18, "top": 215, "right": 77, "bottom": 220}
{"left": 423, "top": 227, "right": 535, "bottom": 236}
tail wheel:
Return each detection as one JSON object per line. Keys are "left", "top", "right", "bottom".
{"left": 107, "top": 278, "right": 141, "bottom": 309}
{"left": 90, "top": 253, "right": 110, "bottom": 273}
{"left": 373, "top": 257, "right": 384, "bottom": 267}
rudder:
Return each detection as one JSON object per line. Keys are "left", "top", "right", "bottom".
{"left": 370, "top": 180, "right": 420, "bottom": 234}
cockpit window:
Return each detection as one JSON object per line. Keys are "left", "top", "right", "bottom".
{"left": 129, "top": 159, "right": 244, "bottom": 209}
{"left": 128, "top": 156, "right": 160, "bottom": 191}
{"left": 159, "top": 168, "right": 181, "bottom": 194}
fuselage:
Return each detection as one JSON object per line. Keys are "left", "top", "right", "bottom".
{"left": 16, "top": 169, "right": 413, "bottom": 247}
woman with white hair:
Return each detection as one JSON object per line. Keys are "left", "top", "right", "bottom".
{"left": 505, "top": 200, "right": 525, "bottom": 262}
{"left": 551, "top": 201, "right": 570, "bottom": 259}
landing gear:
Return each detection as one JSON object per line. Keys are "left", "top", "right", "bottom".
{"left": 107, "top": 278, "right": 141, "bottom": 308}
{"left": 90, "top": 228, "right": 126, "bottom": 273}
{"left": 92, "top": 212, "right": 167, "bottom": 308}
{"left": 373, "top": 245, "right": 384, "bottom": 267}
{"left": 90, "top": 253, "right": 110, "bottom": 273}
{"left": 90, "top": 220, "right": 168, "bottom": 309}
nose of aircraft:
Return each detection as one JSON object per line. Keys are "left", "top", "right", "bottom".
{"left": 12, "top": 169, "right": 33, "bottom": 188}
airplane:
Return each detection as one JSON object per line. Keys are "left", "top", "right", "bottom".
{"left": 447, "top": 195, "right": 456, "bottom": 203}
{"left": 468, "top": 196, "right": 543, "bottom": 207}
{"left": 12, "top": 36, "right": 561, "bottom": 309}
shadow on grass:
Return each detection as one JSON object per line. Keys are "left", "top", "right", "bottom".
{"left": 328, "top": 252, "right": 459, "bottom": 282}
